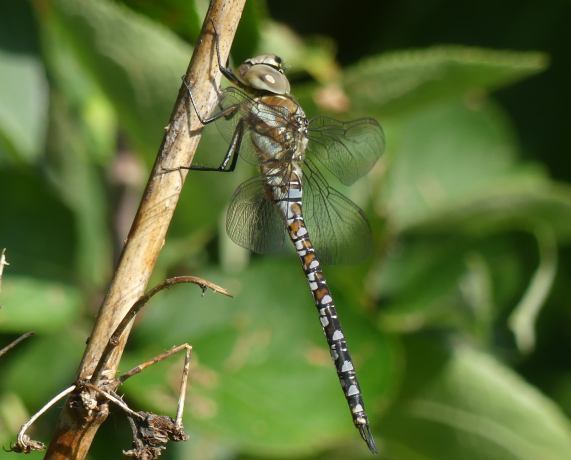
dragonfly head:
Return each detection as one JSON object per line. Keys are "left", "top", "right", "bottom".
{"left": 237, "top": 54, "right": 291, "bottom": 95}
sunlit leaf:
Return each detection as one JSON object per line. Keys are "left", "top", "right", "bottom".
{"left": 0, "top": 2, "right": 48, "bottom": 163}
{"left": 0, "top": 277, "right": 81, "bottom": 332}
{"left": 403, "top": 179, "right": 571, "bottom": 240}
{"left": 508, "top": 227, "right": 557, "bottom": 354}
{"left": 48, "top": 0, "right": 192, "bottom": 158}
{"left": 43, "top": 90, "right": 113, "bottom": 289}
{"left": 343, "top": 46, "right": 548, "bottom": 116}
{"left": 379, "top": 99, "right": 540, "bottom": 231}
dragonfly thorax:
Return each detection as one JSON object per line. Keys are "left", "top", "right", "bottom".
{"left": 238, "top": 54, "right": 291, "bottom": 95}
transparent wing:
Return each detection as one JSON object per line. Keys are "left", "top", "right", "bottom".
{"left": 302, "top": 160, "right": 373, "bottom": 264}
{"left": 206, "top": 87, "right": 294, "bottom": 166}
{"left": 306, "top": 116, "right": 385, "bottom": 186}
{"left": 226, "top": 176, "right": 287, "bottom": 254}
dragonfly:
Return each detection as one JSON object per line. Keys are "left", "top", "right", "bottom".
{"left": 182, "top": 32, "right": 385, "bottom": 453}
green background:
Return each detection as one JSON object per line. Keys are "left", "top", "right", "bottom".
{"left": 1, "top": 1, "right": 571, "bottom": 459}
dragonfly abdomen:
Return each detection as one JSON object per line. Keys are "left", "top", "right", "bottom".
{"left": 272, "top": 185, "right": 377, "bottom": 453}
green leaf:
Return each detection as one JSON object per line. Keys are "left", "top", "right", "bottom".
{"left": 343, "top": 46, "right": 548, "bottom": 116}
{"left": 382, "top": 336, "right": 571, "bottom": 460}
{"left": 371, "top": 236, "right": 475, "bottom": 333}
{"left": 0, "top": 2, "right": 48, "bottom": 163}
{"left": 0, "top": 277, "right": 81, "bottom": 332}
{"left": 404, "top": 179, "right": 571, "bottom": 240}
{"left": 48, "top": 0, "right": 192, "bottom": 158}
{"left": 0, "top": 170, "right": 76, "bottom": 281}
{"left": 370, "top": 234, "right": 526, "bottom": 339}
{"left": 379, "top": 98, "right": 541, "bottom": 231}
{"left": 120, "top": 0, "right": 201, "bottom": 43}
{"left": 42, "top": 12, "right": 118, "bottom": 164}
{"left": 508, "top": 228, "right": 557, "bottom": 354}
{"left": 261, "top": 21, "right": 339, "bottom": 83}
{"left": 0, "top": 332, "right": 84, "bottom": 408}
{"left": 124, "top": 259, "right": 400, "bottom": 455}
{"left": 43, "top": 90, "right": 113, "bottom": 289}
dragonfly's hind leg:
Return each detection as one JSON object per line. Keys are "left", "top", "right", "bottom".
{"left": 190, "top": 119, "right": 245, "bottom": 172}
{"left": 162, "top": 118, "right": 245, "bottom": 174}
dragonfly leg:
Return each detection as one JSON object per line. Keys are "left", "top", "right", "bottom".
{"left": 162, "top": 119, "right": 244, "bottom": 174}
{"left": 189, "top": 119, "right": 244, "bottom": 172}
{"left": 181, "top": 77, "right": 239, "bottom": 125}
{"left": 209, "top": 20, "right": 240, "bottom": 85}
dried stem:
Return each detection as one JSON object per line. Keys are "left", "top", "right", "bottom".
{"left": 118, "top": 343, "right": 192, "bottom": 384}
{"left": 175, "top": 345, "right": 192, "bottom": 427}
{"left": 83, "top": 384, "right": 145, "bottom": 421}
{"left": 0, "top": 248, "right": 8, "bottom": 292}
{"left": 0, "top": 332, "right": 34, "bottom": 359}
{"left": 11, "top": 385, "right": 76, "bottom": 453}
{"left": 92, "top": 276, "right": 229, "bottom": 383}
{"left": 44, "top": 1, "right": 246, "bottom": 458}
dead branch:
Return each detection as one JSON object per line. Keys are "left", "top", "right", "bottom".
{"left": 91, "top": 276, "right": 229, "bottom": 383}
{"left": 10, "top": 385, "right": 76, "bottom": 453}
{"left": 0, "top": 248, "right": 8, "bottom": 292}
{"left": 43, "top": 1, "right": 246, "bottom": 458}
{"left": 12, "top": 276, "right": 214, "bottom": 455}
{"left": 12, "top": 342, "right": 193, "bottom": 457}
{"left": 0, "top": 332, "right": 34, "bottom": 359}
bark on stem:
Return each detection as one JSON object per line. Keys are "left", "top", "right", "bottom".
{"left": 44, "top": 1, "right": 246, "bottom": 458}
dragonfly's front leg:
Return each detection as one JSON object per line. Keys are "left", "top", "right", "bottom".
{"left": 182, "top": 77, "right": 238, "bottom": 125}
{"left": 168, "top": 78, "right": 243, "bottom": 173}
{"left": 210, "top": 21, "right": 240, "bottom": 85}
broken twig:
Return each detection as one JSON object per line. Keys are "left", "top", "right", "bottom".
{"left": 0, "top": 332, "right": 34, "bottom": 359}
{"left": 92, "top": 276, "right": 228, "bottom": 383}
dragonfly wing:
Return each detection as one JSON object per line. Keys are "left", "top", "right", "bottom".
{"left": 306, "top": 116, "right": 385, "bottom": 186}
{"left": 302, "top": 162, "right": 373, "bottom": 264}
{"left": 226, "top": 176, "right": 287, "bottom": 254}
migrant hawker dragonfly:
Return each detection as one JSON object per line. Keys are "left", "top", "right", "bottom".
{"left": 184, "top": 33, "right": 385, "bottom": 453}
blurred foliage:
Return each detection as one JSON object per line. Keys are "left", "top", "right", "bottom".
{"left": 1, "top": 0, "right": 571, "bottom": 459}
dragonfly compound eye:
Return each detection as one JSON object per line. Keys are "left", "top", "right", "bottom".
{"left": 238, "top": 54, "right": 290, "bottom": 95}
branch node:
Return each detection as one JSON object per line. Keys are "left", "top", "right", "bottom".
{"left": 123, "top": 412, "right": 189, "bottom": 459}
{"left": 8, "top": 434, "right": 46, "bottom": 454}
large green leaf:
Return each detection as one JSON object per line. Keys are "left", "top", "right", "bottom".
{"left": 343, "top": 46, "right": 547, "bottom": 117}
{"left": 0, "top": 277, "right": 81, "bottom": 332}
{"left": 0, "top": 2, "right": 48, "bottom": 163}
{"left": 122, "top": 259, "right": 399, "bottom": 456}
{"left": 382, "top": 336, "right": 571, "bottom": 460}
{"left": 47, "top": 0, "right": 192, "bottom": 158}
{"left": 379, "top": 98, "right": 540, "bottom": 231}
{"left": 403, "top": 179, "right": 571, "bottom": 241}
